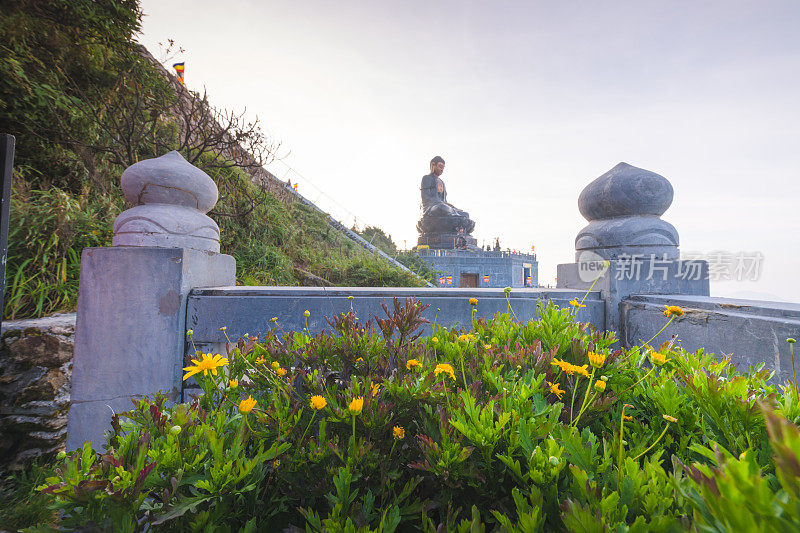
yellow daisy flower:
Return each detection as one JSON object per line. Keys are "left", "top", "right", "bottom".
{"left": 238, "top": 395, "right": 257, "bottom": 413}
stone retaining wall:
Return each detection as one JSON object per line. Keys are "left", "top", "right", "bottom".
{"left": 0, "top": 313, "right": 75, "bottom": 470}
{"left": 620, "top": 295, "right": 800, "bottom": 384}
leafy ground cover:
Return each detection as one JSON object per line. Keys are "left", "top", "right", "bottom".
{"left": 19, "top": 297, "right": 800, "bottom": 531}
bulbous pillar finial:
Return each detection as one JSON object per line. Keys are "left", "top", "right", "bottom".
{"left": 112, "top": 151, "right": 222, "bottom": 252}
{"left": 575, "top": 162, "right": 679, "bottom": 260}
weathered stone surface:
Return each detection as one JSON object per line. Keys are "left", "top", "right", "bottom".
{"left": 120, "top": 150, "right": 218, "bottom": 211}
{"left": 112, "top": 151, "right": 222, "bottom": 252}
{"left": 1, "top": 313, "right": 75, "bottom": 471}
{"left": 620, "top": 295, "right": 800, "bottom": 385}
{"left": 66, "top": 247, "right": 235, "bottom": 451}
{"left": 578, "top": 162, "right": 673, "bottom": 220}
{"left": 557, "top": 259, "right": 709, "bottom": 333}
{"left": 575, "top": 163, "right": 679, "bottom": 260}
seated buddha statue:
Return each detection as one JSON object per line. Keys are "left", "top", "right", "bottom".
{"left": 416, "top": 156, "right": 476, "bottom": 248}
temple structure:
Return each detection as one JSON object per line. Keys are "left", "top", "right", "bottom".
{"left": 414, "top": 156, "right": 538, "bottom": 288}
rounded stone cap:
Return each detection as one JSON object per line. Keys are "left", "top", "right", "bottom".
{"left": 578, "top": 162, "right": 673, "bottom": 221}
{"left": 120, "top": 151, "right": 218, "bottom": 213}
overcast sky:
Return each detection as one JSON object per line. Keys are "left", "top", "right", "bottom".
{"left": 139, "top": 0, "right": 800, "bottom": 301}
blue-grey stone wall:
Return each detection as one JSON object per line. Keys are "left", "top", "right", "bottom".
{"left": 416, "top": 250, "right": 538, "bottom": 288}
{"left": 620, "top": 294, "right": 800, "bottom": 385}
{"left": 186, "top": 286, "right": 599, "bottom": 345}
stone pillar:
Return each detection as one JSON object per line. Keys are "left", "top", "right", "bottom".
{"left": 557, "top": 162, "right": 708, "bottom": 334}
{"left": 66, "top": 152, "right": 235, "bottom": 451}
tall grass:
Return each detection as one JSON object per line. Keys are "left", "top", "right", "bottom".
{"left": 4, "top": 181, "right": 120, "bottom": 319}
{"left": 4, "top": 167, "right": 424, "bottom": 319}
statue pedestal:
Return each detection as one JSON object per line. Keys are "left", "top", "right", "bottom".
{"left": 418, "top": 232, "right": 478, "bottom": 250}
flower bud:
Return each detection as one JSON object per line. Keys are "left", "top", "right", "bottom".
{"left": 169, "top": 425, "right": 182, "bottom": 436}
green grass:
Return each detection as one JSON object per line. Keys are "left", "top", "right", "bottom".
{"left": 0, "top": 460, "right": 58, "bottom": 530}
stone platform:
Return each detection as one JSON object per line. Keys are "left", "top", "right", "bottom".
{"left": 417, "top": 248, "right": 538, "bottom": 288}
{"left": 417, "top": 232, "right": 478, "bottom": 250}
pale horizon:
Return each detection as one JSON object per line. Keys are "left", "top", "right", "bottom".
{"left": 139, "top": 0, "right": 800, "bottom": 301}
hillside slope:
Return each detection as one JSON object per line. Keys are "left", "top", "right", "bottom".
{"left": 0, "top": 0, "right": 427, "bottom": 319}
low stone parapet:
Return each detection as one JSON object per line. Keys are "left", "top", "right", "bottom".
{"left": 620, "top": 294, "right": 800, "bottom": 384}
{"left": 186, "top": 286, "right": 603, "bottom": 344}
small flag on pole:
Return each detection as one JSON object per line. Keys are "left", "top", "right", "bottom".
{"left": 446, "top": 276, "right": 452, "bottom": 285}
{"left": 173, "top": 62, "right": 185, "bottom": 84}
{"left": 483, "top": 275, "right": 489, "bottom": 283}
{"left": 438, "top": 276, "right": 445, "bottom": 285}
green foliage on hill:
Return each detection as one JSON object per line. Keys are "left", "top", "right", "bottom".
{"left": 0, "top": 0, "right": 423, "bottom": 319}
{"left": 355, "top": 225, "right": 437, "bottom": 282}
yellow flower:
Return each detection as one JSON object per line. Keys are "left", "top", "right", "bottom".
{"left": 276, "top": 367, "right": 287, "bottom": 378}
{"left": 371, "top": 383, "right": 381, "bottom": 397}
{"left": 573, "top": 364, "right": 590, "bottom": 378}
{"left": 550, "top": 358, "right": 590, "bottom": 378}
{"left": 547, "top": 381, "right": 565, "bottom": 399}
{"left": 229, "top": 378, "right": 239, "bottom": 388}
{"left": 186, "top": 329, "right": 194, "bottom": 336}
{"left": 348, "top": 396, "right": 364, "bottom": 415}
{"left": 651, "top": 351, "right": 669, "bottom": 366}
{"left": 406, "top": 358, "right": 421, "bottom": 370}
{"left": 662, "top": 414, "right": 677, "bottom": 423}
{"left": 220, "top": 326, "right": 227, "bottom": 331}
{"left": 569, "top": 299, "right": 586, "bottom": 308}
{"left": 664, "top": 305, "right": 684, "bottom": 317}
{"left": 458, "top": 334, "right": 475, "bottom": 344}
{"left": 356, "top": 357, "right": 365, "bottom": 363}
{"left": 484, "top": 344, "right": 491, "bottom": 350}
{"left": 431, "top": 337, "right": 439, "bottom": 344}
{"left": 303, "top": 310, "right": 310, "bottom": 318}
{"left": 393, "top": 426, "right": 405, "bottom": 440}
{"left": 588, "top": 351, "right": 606, "bottom": 369}
{"left": 469, "top": 298, "right": 478, "bottom": 306}
{"left": 271, "top": 361, "right": 281, "bottom": 370}
{"left": 239, "top": 395, "right": 257, "bottom": 413}
{"left": 623, "top": 414, "right": 633, "bottom": 421}
{"left": 551, "top": 358, "right": 571, "bottom": 373}
{"left": 348, "top": 295, "right": 354, "bottom": 301}
{"left": 434, "top": 363, "right": 456, "bottom": 380}
{"left": 594, "top": 380, "right": 606, "bottom": 392}
{"left": 270, "top": 317, "right": 278, "bottom": 322}
{"left": 255, "top": 356, "right": 265, "bottom": 365}
{"left": 309, "top": 395, "right": 327, "bottom": 410}
{"left": 182, "top": 353, "right": 229, "bottom": 381}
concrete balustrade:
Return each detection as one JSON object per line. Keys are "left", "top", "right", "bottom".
{"left": 62, "top": 156, "right": 799, "bottom": 450}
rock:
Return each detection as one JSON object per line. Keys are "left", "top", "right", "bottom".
{"left": 575, "top": 163, "right": 680, "bottom": 260}
{"left": 0, "top": 314, "right": 76, "bottom": 471}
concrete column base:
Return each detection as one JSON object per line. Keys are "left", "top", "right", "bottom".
{"left": 557, "top": 258, "right": 709, "bottom": 335}
{"left": 65, "top": 247, "right": 235, "bottom": 451}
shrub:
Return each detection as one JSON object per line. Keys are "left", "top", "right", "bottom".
{"left": 33, "top": 299, "right": 800, "bottom": 531}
